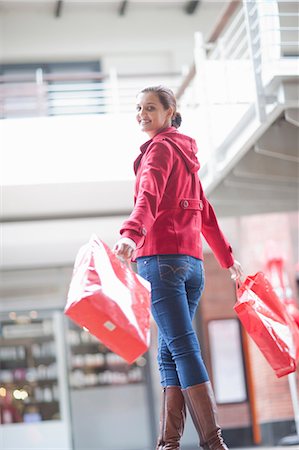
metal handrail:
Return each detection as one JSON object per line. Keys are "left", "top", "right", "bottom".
{"left": 218, "top": 7, "right": 245, "bottom": 45}
{"left": 221, "top": 22, "right": 247, "bottom": 56}
{"left": 0, "top": 72, "right": 108, "bottom": 83}
{"left": 264, "top": 13, "right": 299, "bottom": 17}
{"left": 266, "top": 27, "right": 299, "bottom": 31}
{"left": 209, "top": 8, "right": 247, "bottom": 60}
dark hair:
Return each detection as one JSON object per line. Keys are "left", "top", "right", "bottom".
{"left": 139, "top": 85, "right": 182, "bottom": 129}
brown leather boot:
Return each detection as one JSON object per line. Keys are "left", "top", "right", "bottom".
{"left": 182, "top": 382, "right": 228, "bottom": 450}
{"left": 156, "top": 386, "right": 186, "bottom": 450}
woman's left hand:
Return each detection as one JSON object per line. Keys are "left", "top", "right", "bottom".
{"left": 229, "top": 260, "right": 243, "bottom": 281}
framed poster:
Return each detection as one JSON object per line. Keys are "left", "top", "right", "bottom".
{"left": 208, "top": 319, "right": 247, "bottom": 404}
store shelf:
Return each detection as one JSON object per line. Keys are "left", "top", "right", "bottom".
{"left": 67, "top": 323, "right": 145, "bottom": 389}
{"left": 0, "top": 316, "right": 61, "bottom": 424}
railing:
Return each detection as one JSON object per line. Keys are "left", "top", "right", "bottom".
{"left": 259, "top": 1, "right": 299, "bottom": 60}
{"left": 176, "top": 0, "right": 298, "bottom": 170}
{"left": 178, "top": 0, "right": 299, "bottom": 106}
{"left": 208, "top": 5, "right": 249, "bottom": 60}
{"left": 179, "top": 3, "right": 255, "bottom": 111}
{"left": 0, "top": 0, "right": 297, "bottom": 122}
{"left": 177, "top": 3, "right": 254, "bottom": 167}
{"left": 0, "top": 70, "right": 182, "bottom": 119}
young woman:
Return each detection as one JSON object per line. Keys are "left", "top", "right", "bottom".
{"left": 114, "top": 85, "right": 242, "bottom": 450}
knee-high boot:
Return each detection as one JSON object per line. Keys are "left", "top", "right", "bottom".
{"left": 182, "top": 382, "right": 228, "bottom": 450}
{"left": 156, "top": 386, "right": 187, "bottom": 450}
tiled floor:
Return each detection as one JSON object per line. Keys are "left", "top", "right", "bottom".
{"left": 182, "top": 448, "right": 299, "bottom": 450}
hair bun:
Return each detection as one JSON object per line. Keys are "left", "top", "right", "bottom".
{"left": 172, "top": 112, "right": 182, "bottom": 129}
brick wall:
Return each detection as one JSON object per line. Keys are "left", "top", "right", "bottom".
{"left": 238, "top": 212, "right": 299, "bottom": 424}
{"left": 200, "top": 211, "right": 299, "bottom": 431}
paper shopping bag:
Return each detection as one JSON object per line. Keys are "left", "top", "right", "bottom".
{"left": 64, "top": 235, "right": 151, "bottom": 364}
{"left": 234, "top": 272, "right": 299, "bottom": 377}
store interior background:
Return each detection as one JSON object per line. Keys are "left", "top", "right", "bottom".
{"left": 1, "top": 1, "right": 298, "bottom": 449}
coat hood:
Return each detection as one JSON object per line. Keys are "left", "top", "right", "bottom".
{"left": 135, "top": 127, "right": 200, "bottom": 174}
{"left": 158, "top": 127, "right": 201, "bottom": 173}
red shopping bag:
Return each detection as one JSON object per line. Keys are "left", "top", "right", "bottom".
{"left": 234, "top": 272, "right": 299, "bottom": 377}
{"left": 64, "top": 235, "right": 151, "bottom": 364}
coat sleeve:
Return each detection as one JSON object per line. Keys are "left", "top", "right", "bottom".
{"left": 120, "top": 141, "right": 174, "bottom": 247}
{"left": 200, "top": 181, "right": 234, "bottom": 268}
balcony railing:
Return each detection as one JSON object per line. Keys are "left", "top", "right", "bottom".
{"left": 178, "top": 0, "right": 299, "bottom": 175}
{"left": 178, "top": 0, "right": 299, "bottom": 110}
{"left": 1, "top": 0, "right": 297, "bottom": 122}
{"left": 0, "top": 70, "right": 182, "bottom": 119}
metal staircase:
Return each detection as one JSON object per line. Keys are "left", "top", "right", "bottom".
{"left": 178, "top": 0, "right": 299, "bottom": 217}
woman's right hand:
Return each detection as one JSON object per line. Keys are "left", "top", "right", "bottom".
{"left": 113, "top": 237, "right": 136, "bottom": 261}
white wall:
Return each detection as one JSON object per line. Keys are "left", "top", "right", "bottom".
{"left": 0, "top": 3, "right": 231, "bottom": 271}
{"left": 0, "top": 2, "right": 225, "bottom": 73}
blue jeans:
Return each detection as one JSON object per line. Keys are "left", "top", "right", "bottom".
{"left": 137, "top": 254, "right": 209, "bottom": 389}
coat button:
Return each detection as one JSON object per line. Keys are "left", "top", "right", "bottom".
{"left": 181, "top": 200, "right": 189, "bottom": 209}
{"left": 141, "top": 226, "right": 147, "bottom": 236}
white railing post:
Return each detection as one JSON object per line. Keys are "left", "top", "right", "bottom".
{"left": 218, "top": 37, "right": 231, "bottom": 104}
{"left": 35, "top": 68, "right": 47, "bottom": 117}
{"left": 243, "top": 0, "right": 267, "bottom": 123}
{"left": 109, "top": 68, "right": 120, "bottom": 114}
{"left": 193, "top": 31, "right": 216, "bottom": 180}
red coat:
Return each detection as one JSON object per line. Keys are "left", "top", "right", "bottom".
{"left": 121, "top": 127, "right": 234, "bottom": 268}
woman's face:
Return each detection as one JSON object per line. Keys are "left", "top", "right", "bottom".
{"left": 136, "top": 92, "right": 173, "bottom": 138}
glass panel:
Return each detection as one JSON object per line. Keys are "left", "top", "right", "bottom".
{"left": 0, "top": 311, "right": 61, "bottom": 424}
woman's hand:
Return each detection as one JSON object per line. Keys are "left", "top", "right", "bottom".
{"left": 229, "top": 259, "right": 243, "bottom": 281}
{"left": 113, "top": 237, "right": 136, "bottom": 261}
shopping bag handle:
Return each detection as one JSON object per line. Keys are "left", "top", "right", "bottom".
{"left": 235, "top": 276, "right": 250, "bottom": 300}
{"left": 234, "top": 273, "right": 260, "bottom": 300}
{"left": 114, "top": 254, "right": 135, "bottom": 273}
{"left": 235, "top": 280, "right": 241, "bottom": 300}
{"left": 123, "top": 260, "right": 134, "bottom": 273}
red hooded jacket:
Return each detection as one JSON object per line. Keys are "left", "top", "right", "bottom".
{"left": 120, "top": 127, "right": 234, "bottom": 268}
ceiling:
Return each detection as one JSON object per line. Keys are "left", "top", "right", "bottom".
{"left": 0, "top": 0, "right": 210, "bottom": 16}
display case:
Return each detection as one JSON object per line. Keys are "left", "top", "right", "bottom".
{"left": 0, "top": 312, "right": 61, "bottom": 424}
{"left": 67, "top": 321, "right": 146, "bottom": 389}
